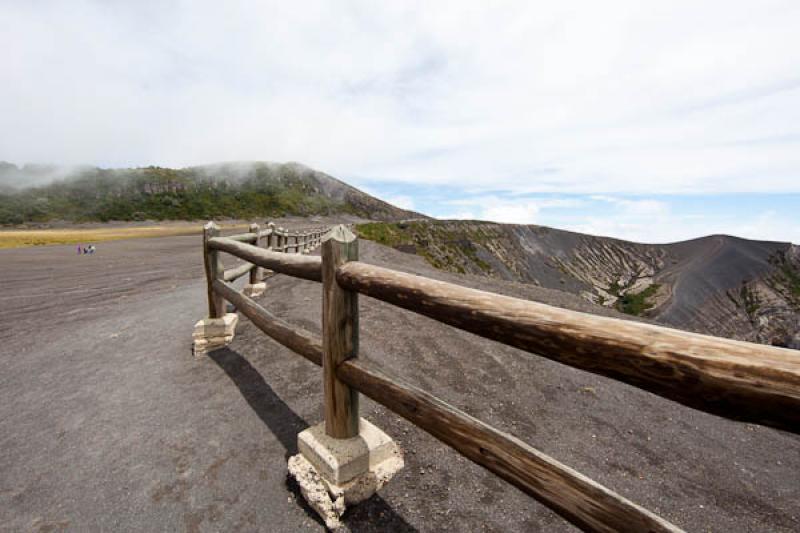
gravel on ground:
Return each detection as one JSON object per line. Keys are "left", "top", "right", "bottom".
{"left": 1, "top": 225, "right": 798, "bottom": 532}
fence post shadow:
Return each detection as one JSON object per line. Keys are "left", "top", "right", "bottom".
{"left": 208, "top": 346, "right": 417, "bottom": 532}
{"left": 208, "top": 346, "right": 306, "bottom": 457}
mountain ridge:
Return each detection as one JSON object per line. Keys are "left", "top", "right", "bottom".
{"left": 356, "top": 220, "right": 800, "bottom": 348}
{"left": 0, "top": 161, "right": 425, "bottom": 224}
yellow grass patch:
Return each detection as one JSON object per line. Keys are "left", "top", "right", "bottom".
{"left": 0, "top": 223, "right": 249, "bottom": 249}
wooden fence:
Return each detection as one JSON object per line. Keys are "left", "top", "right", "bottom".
{"left": 203, "top": 222, "right": 327, "bottom": 317}
{"left": 201, "top": 221, "right": 800, "bottom": 532}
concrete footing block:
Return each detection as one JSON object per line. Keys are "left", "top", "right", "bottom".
{"left": 288, "top": 418, "right": 404, "bottom": 529}
{"left": 242, "top": 282, "right": 266, "bottom": 297}
{"left": 192, "top": 313, "right": 238, "bottom": 356}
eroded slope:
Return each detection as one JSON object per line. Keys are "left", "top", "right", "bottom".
{"left": 356, "top": 220, "right": 800, "bottom": 348}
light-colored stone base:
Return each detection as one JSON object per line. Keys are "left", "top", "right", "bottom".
{"left": 288, "top": 455, "right": 346, "bottom": 530}
{"left": 298, "top": 418, "right": 400, "bottom": 485}
{"left": 288, "top": 418, "right": 404, "bottom": 529}
{"left": 242, "top": 282, "right": 266, "bottom": 297}
{"left": 192, "top": 313, "right": 238, "bottom": 356}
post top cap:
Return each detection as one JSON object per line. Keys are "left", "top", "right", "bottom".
{"left": 324, "top": 224, "right": 357, "bottom": 243}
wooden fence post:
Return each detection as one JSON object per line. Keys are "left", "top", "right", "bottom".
{"left": 277, "top": 227, "right": 285, "bottom": 254}
{"left": 268, "top": 222, "right": 276, "bottom": 253}
{"left": 203, "top": 221, "right": 224, "bottom": 318}
{"left": 249, "top": 223, "right": 261, "bottom": 283}
{"left": 321, "top": 225, "right": 359, "bottom": 438}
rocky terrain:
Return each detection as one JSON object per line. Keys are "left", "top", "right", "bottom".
{"left": 356, "top": 220, "right": 800, "bottom": 348}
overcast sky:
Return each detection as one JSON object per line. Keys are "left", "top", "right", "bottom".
{"left": 2, "top": 1, "right": 799, "bottom": 243}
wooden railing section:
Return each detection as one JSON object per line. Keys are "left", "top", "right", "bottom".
{"left": 203, "top": 222, "right": 326, "bottom": 318}
{"left": 201, "top": 222, "right": 800, "bottom": 532}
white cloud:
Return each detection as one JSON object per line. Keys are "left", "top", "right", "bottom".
{"left": 590, "top": 196, "right": 670, "bottom": 216}
{"left": 439, "top": 210, "right": 477, "bottom": 220}
{"left": 436, "top": 195, "right": 586, "bottom": 224}
{"left": 481, "top": 202, "right": 540, "bottom": 224}
{"left": 431, "top": 193, "right": 800, "bottom": 244}
{"left": 562, "top": 213, "right": 800, "bottom": 244}
{"left": 1, "top": 0, "right": 799, "bottom": 197}
{"left": 384, "top": 195, "right": 415, "bottom": 210}
{"left": 558, "top": 205, "right": 800, "bottom": 244}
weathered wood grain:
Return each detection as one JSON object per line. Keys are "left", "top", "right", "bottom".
{"left": 202, "top": 222, "right": 225, "bottom": 318}
{"left": 249, "top": 223, "right": 261, "bottom": 284}
{"left": 208, "top": 236, "right": 322, "bottom": 282}
{"left": 321, "top": 225, "right": 360, "bottom": 438}
{"left": 276, "top": 227, "right": 285, "bottom": 255}
{"left": 212, "top": 280, "right": 322, "bottom": 366}
{"left": 337, "top": 358, "right": 682, "bottom": 533}
{"left": 264, "top": 222, "right": 277, "bottom": 278}
{"left": 207, "top": 285, "right": 681, "bottom": 531}
{"left": 336, "top": 262, "right": 800, "bottom": 433}
{"left": 226, "top": 232, "right": 258, "bottom": 243}
{"left": 222, "top": 261, "right": 255, "bottom": 282}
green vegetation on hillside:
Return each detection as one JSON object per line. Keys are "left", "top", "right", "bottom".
{"left": 615, "top": 284, "right": 660, "bottom": 316}
{"left": 0, "top": 162, "right": 405, "bottom": 224}
{"left": 356, "top": 220, "right": 493, "bottom": 274}
{"left": 774, "top": 256, "right": 800, "bottom": 298}
{"left": 739, "top": 284, "right": 761, "bottom": 316}
{"left": 767, "top": 250, "right": 800, "bottom": 308}
{"left": 356, "top": 221, "right": 410, "bottom": 247}
{"left": 786, "top": 266, "right": 800, "bottom": 300}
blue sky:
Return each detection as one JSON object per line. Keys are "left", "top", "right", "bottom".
{"left": 1, "top": 1, "right": 799, "bottom": 243}
{"left": 356, "top": 180, "right": 800, "bottom": 243}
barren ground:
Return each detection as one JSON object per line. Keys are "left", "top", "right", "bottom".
{"left": 1, "top": 222, "right": 799, "bottom": 532}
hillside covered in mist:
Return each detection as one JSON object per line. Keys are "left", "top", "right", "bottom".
{"left": 0, "top": 161, "right": 419, "bottom": 224}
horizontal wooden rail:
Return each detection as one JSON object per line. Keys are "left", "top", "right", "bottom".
{"left": 212, "top": 279, "right": 322, "bottom": 365}
{"left": 222, "top": 261, "right": 255, "bottom": 282}
{"left": 337, "top": 358, "right": 682, "bottom": 533}
{"left": 198, "top": 223, "right": 790, "bottom": 530}
{"left": 213, "top": 276, "right": 677, "bottom": 531}
{"left": 226, "top": 232, "right": 259, "bottom": 243}
{"left": 337, "top": 262, "right": 800, "bottom": 434}
{"left": 208, "top": 237, "right": 322, "bottom": 282}
{"left": 199, "top": 223, "right": 687, "bottom": 530}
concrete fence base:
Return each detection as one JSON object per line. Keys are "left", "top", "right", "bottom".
{"left": 242, "top": 282, "right": 266, "bottom": 298}
{"left": 192, "top": 313, "right": 238, "bottom": 356}
{"left": 288, "top": 418, "right": 404, "bottom": 529}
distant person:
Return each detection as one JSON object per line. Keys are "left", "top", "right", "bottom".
{"left": 88, "top": 245, "right": 96, "bottom": 254}
{"left": 77, "top": 244, "right": 82, "bottom": 255}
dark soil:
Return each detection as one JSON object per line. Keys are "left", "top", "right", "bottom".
{"left": 1, "top": 224, "right": 798, "bottom": 532}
